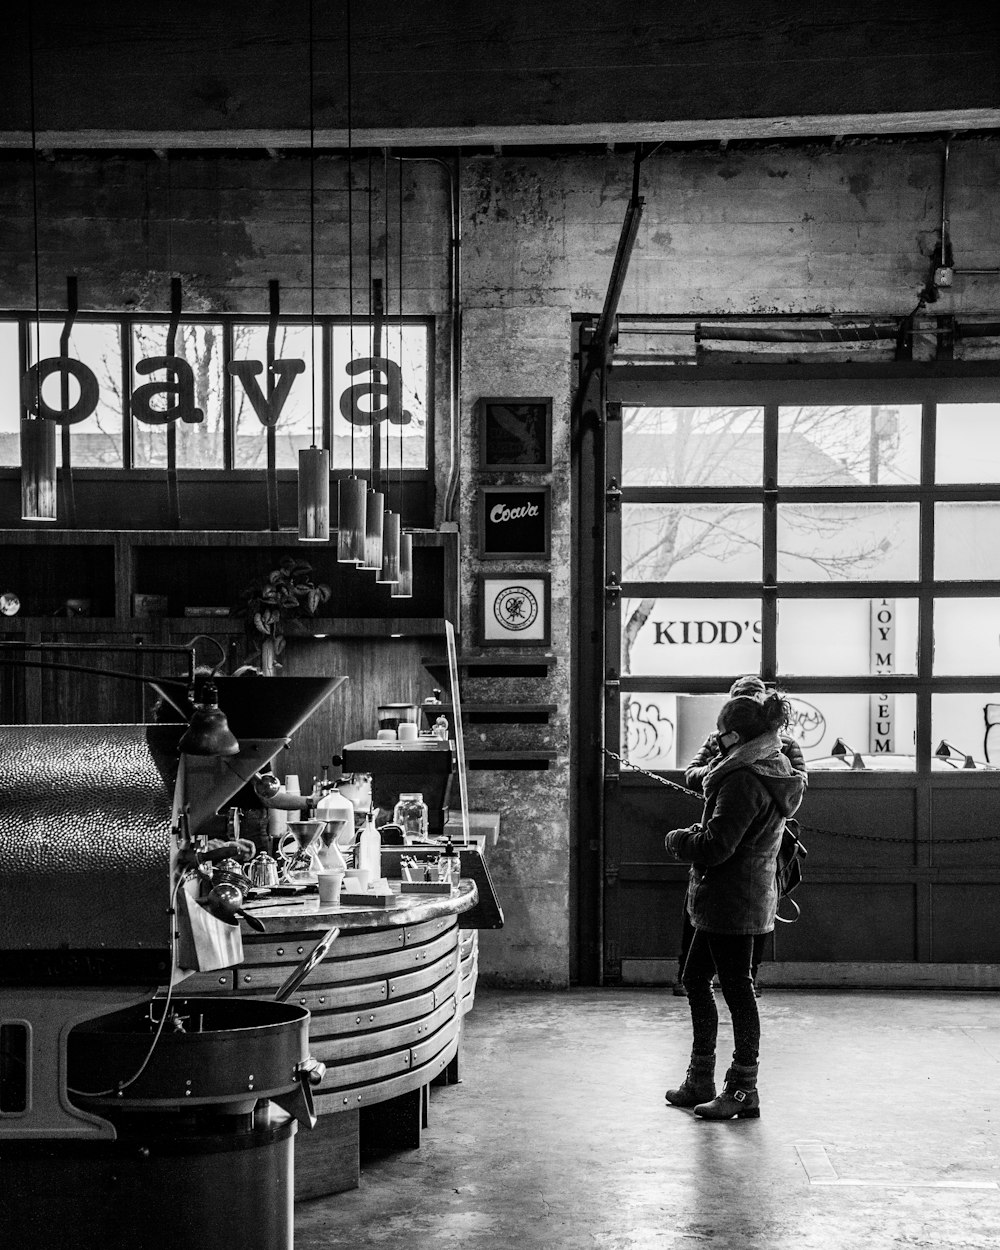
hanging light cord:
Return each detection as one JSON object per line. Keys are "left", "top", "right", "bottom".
{"left": 27, "top": 7, "right": 42, "bottom": 397}
{"left": 398, "top": 152, "right": 404, "bottom": 515}
{"left": 346, "top": 0, "right": 355, "bottom": 475}
{"left": 308, "top": 0, "right": 317, "bottom": 449}
{"left": 368, "top": 148, "right": 375, "bottom": 487}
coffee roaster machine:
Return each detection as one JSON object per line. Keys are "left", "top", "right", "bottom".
{"left": 0, "top": 676, "right": 345, "bottom": 1250}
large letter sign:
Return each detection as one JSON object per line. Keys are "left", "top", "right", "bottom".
{"left": 130, "top": 356, "right": 204, "bottom": 425}
{"left": 20, "top": 357, "right": 100, "bottom": 425}
{"left": 339, "top": 356, "right": 411, "bottom": 427}
{"left": 226, "top": 359, "right": 305, "bottom": 428}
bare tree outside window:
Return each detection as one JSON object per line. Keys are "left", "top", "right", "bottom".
{"left": 620, "top": 404, "right": 918, "bottom": 674}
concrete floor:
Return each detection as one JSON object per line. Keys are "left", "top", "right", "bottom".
{"left": 295, "top": 988, "right": 1000, "bottom": 1249}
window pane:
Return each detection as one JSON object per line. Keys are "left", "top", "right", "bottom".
{"left": 232, "top": 324, "right": 321, "bottom": 468}
{"left": 935, "top": 503, "right": 1000, "bottom": 580}
{"left": 25, "top": 322, "right": 124, "bottom": 466}
{"left": 777, "top": 503, "right": 919, "bottom": 581}
{"left": 936, "top": 403, "right": 1000, "bottom": 483}
{"left": 0, "top": 321, "right": 19, "bottom": 467}
{"left": 622, "top": 504, "right": 761, "bottom": 581}
{"left": 131, "top": 323, "right": 224, "bottom": 468}
{"left": 621, "top": 405, "right": 763, "bottom": 486}
{"left": 777, "top": 597, "right": 917, "bottom": 675}
{"left": 934, "top": 694, "right": 1000, "bottom": 768}
{"left": 789, "top": 692, "right": 916, "bottom": 769}
{"left": 621, "top": 597, "right": 761, "bottom": 677}
{"left": 620, "top": 692, "right": 679, "bottom": 769}
{"left": 778, "top": 404, "right": 921, "bottom": 485}
{"left": 934, "top": 598, "right": 1000, "bottom": 675}
{"left": 331, "top": 323, "right": 429, "bottom": 471}
{"left": 620, "top": 689, "right": 918, "bottom": 771}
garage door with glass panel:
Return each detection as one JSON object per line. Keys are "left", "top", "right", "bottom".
{"left": 601, "top": 375, "right": 1000, "bottom": 986}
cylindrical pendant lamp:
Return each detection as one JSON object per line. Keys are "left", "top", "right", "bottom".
{"left": 376, "top": 510, "right": 400, "bottom": 584}
{"left": 390, "top": 530, "right": 413, "bottom": 599}
{"left": 361, "top": 488, "right": 384, "bottom": 570}
{"left": 20, "top": 418, "right": 57, "bottom": 522}
{"left": 337, "top": 474, "right": 367, "bottom": 562}
{"left": 297, "top": 446, "right": 330, "bottom": 541}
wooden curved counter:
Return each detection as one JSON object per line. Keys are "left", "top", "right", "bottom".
{"left": 182, "top": 881, "right": 479, "bottom": 1199}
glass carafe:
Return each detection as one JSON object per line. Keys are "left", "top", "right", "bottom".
{"left": 393, "top": 792, "right": 429, "bottom": 842}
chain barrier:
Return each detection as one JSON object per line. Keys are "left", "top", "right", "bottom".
{"left": 603, "top": 749, "right": 1000, "bottom": 845}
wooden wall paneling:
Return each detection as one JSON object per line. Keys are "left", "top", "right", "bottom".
{"left": 279, "top": 635, "right": 437, "bottom": 784}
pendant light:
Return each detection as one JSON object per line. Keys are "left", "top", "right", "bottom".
{"left": 361, "top": 487, "right": 384, "bottom": 569}
{"left": 391, "top": 529, "right": 413, "bottom": 599}
{"left": 337, "top": 473, "right": 366, "bottom": 562}
{"left": 297, "top": 0, "right": 330, "bottom": 542}
{"left": 20, "top": 10, "right": 57, "bottom": 523}
{"left": 376, "top": 508, "right": 400, "bottom": 583}
{"left": 336, "top": 0, "right": 367, "bottom": 563}
{"left": 20, "top": 414, "right": 57, "bottom": 522}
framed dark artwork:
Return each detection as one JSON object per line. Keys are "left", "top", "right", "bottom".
{"left": 477, "top": 573, "right": 551, "bottom": 647}
{"left": 477, "top": 484, "right": 551, "bottom": 560}
{"left": 478, "top": 397, "right": 552, "bottom": 472}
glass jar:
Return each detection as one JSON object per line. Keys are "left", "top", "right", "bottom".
{"left": 393, "top": 792, "right": 429, "bottom": 841}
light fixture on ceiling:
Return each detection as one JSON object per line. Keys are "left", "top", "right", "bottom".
{"left": 20, "top": 10, "right": 57, "bottom": 523}
{"left": 298, "top": 0, "right": 330, "bottom": 542}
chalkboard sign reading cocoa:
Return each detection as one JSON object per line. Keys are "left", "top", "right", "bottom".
{"left": 478, "top": 485, "right": 551, "bottom": 560}
{"left": 478, "top": 397, "right": 552, "bottom": 471}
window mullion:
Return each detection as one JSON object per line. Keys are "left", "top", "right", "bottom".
{"left": 761, "top": 401, "right": 778, "bottom": 682}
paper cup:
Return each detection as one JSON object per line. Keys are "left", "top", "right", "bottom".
{"left": 344, "top": 867, "right": 370, "bottom": 891}
{"left": 397, "top": 722, "right": 418, "bottom": 742}
{"left": 317, "top": 870, "right": 345, "bottom": 905}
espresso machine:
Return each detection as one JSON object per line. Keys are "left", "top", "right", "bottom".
{"left": 0, "top": 676, "right": 345, "bottom": 1250}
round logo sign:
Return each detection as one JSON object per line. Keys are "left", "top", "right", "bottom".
{"left": 492, "top": 584, "right": 539, "bottom": 632}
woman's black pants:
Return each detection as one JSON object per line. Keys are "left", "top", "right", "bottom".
{"left": 681, "top": 928, "right": 760, "bottom": 1066}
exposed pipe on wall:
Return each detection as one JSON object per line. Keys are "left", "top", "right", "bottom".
{"left": 393, "top": 153, "right": 462, "bottom": 526}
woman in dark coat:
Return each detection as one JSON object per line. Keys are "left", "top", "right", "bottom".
{"left": 675, "top": 675, "right": 806, "bottom": 997}
{"left": 664, "top": 692, "right": 806, "bottom": 1119}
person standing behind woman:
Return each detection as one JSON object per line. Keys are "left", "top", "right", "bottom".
{"left": 663, "top": 692, "right": 805, "bottom": 1119}
{"left": 674, "top": 675, "right": 806, "bottom": 997}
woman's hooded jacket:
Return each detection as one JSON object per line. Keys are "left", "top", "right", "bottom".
{"left": 665, "top": 730, "right": 806, "bottom": 935}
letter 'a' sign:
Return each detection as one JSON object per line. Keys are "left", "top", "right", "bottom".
{"left": 477, "top": 485, "right": 551, "bottom": 560}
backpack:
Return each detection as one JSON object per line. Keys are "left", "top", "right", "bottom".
{"left": 774, "top": 816, "right": 807, "bottom": 924}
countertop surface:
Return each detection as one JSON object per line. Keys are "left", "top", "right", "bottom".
{"left": 240, "top": 879, "right": 478, "bottom": 934}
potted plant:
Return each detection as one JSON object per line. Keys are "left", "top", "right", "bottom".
{"left": 242, "top": 557, "right": 331, "bottom": 675}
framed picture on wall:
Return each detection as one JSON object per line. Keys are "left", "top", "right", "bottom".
{"left": 477, "top": 573, "right": 551, "bottom": 647}
{"left": 478, "top": 484, "right": 551, "bottom": 560}
{"left": 478, "top": 397, "right": 552, "bottom": 472}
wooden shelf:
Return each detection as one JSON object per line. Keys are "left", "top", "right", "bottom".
{"left": 421, "top": 653, "right": 557, "bottom": 684}
{"left": 465, "top": 750, "right": 559, "bottom": 771}
{"left": 0, "top": 528, "right": 459, "bottom": 632}
{"left": 0, "top": 615, "right": 445, "bottom": 639}
{"left": 427, "top": 702, "right": 556, "bottom": 724}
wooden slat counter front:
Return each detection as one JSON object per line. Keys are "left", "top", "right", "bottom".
{"left": 183, "top": 880, "right": 479, "bottom": 1198}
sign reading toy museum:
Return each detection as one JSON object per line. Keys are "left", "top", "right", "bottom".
{"left": 477, "top": 485, "right": 551, "bottom": 560}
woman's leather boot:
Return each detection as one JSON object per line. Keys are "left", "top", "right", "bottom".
{"left": 693, "top": 1062, "right": 759, "bottom": 1119}
{"left": 664, "top": 1053, "right": 716, "bottom": 1107}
